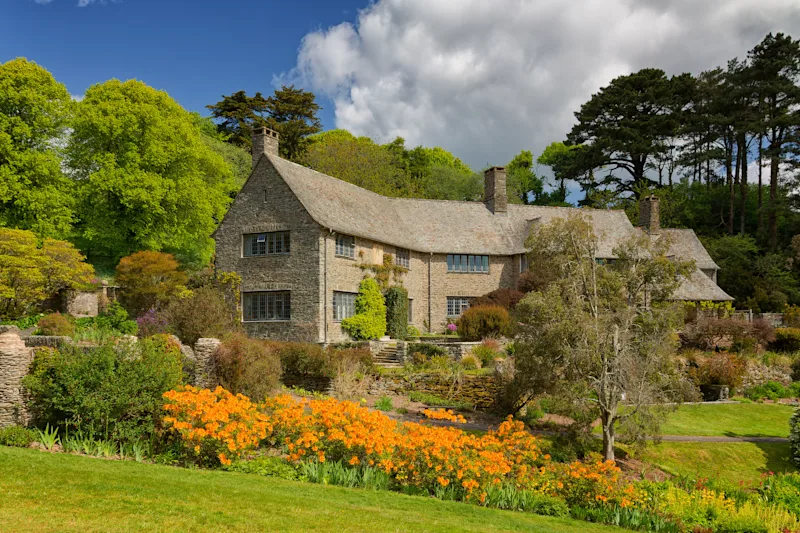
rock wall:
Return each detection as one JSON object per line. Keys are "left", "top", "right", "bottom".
{"left": 62, "top": 290, "right": 99, "bottom": 318}
{"left": 0, "top": 331, "right": 34, "bottom": 427}
{"left": 193, "top": 338, "right": 221, "bottom": 389}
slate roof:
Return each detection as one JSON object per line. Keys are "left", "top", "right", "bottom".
{"left": 268, "top": 154, "right": 633, "bottom": 257}
{"left": 262, "top": 154, "right": 733, "bottom": 301}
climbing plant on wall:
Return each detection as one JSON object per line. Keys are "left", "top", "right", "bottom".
{"left": 385, "top": 286, "right": 409, "bottom": 340}
{"left": 341, "top": 278, "right": 387, "bottom": 340}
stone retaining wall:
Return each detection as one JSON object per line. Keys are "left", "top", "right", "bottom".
{"left": 369, "top": 373, "right": 498, "bottom": 409}
{"left": 0, "top": 331, "right": 34, "bottom": 427}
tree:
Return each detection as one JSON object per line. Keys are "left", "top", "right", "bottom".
{"left": 0, "top": 228, "right": 94, "bottom": 318}
{"left": 511, "top": 215, "right": 694, "bottom": 461}
{"left": 748, "top": 33, "right": 800, "bottom": 250}
{"left": 191, "top": 113, "right": 251, "bottom": 189}
{"left": 0, "top": 58, "right": 75, "bottom": 238}
{"left": 505, "top": 150, "right": 543, "bottom": 204}
{"left": 567, "top": 69, "right": 694, "bottom": 199}
{"left": 68, "top": 79, "right": 236, "bottom": 265}
{"left": 205, "top": 90, "right": 269, "bottom": 149}
{"left": 115, "top": 251, "right": 188, "bottom": 317}
{"left": 263, "top": 85, "right": 322, "bottom": 162}
{"left": 341, "top": 278, "right": 387, "bottom": 340}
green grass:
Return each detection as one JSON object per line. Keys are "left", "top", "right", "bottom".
{"left": 639, "top": 442, "right": 797, "bottom": 485}
{"left": 660, "top": 403, "right": 795, "bottom": 437}
{"left": 0, "top": 447, "right": 618, "bottom": 533}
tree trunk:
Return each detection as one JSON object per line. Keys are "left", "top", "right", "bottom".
{"left": 601, "top": 410, "right": 615, "bottom": 462}
{"left": 757, "top": 135, "right": 764, "bottom": 236}
{"left": 739, "top": 134, "right": 747, "bottom": 235}
{"left": 769, "top": 153, "right": 779, "bottom": 250}
{"left": 727, "top": 143, "right": 735, "bottom": 235}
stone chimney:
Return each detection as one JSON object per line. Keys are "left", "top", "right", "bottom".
{"left": 252, "top": 126, "right": 280, "bottom": 168}
{"left": 484, "top": 167, "right": 508, "bottom": 214}
{"left": 639, "top": 194, "right": 660, "bottom": 233}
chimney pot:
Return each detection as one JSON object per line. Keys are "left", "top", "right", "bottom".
{"left": 484, "top": 166, "right": 508, "bottom": 214}
{"left": 639, "top": 194, "right": 660, "bottom": 233}
{"left": 252, "top": 126, "right": 280, "bottom": 169}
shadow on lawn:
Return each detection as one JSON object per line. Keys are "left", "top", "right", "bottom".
{"left": 751, "top": 441, "right": 797, "bottom": 478}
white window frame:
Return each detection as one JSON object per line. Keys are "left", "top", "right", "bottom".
{"left": 335, "top": 234, "right": 356, "bottom": 259}
{"left": 446, "top": 296, "right": 473, "bottom": 318}
{"left": 333, "top": 291, "right": 357, "bottom": 321}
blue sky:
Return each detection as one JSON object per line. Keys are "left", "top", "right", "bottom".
{"left": 1, "top": 0, "right": 366, "bottom": 129}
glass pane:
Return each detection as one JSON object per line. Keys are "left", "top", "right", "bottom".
{"left": 483, "top": 256, "right": 489, "bottom": 272}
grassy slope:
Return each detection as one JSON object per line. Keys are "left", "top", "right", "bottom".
{"left": 0, "top": 447, "right": 619, "bottom": 533}
{"left": 659, "top": 403, "right": 794, "bottom": 437}
{"left": 638, "top": 442, "right": 796, "bottom": 485}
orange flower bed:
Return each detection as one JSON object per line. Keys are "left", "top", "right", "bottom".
{"left": 421, "top": 408, "right": 467, "bottom": 423}
{"left": 163, "top": 385, "right": 271, "bottom": 465}
{"left": 163, "top": 388, "right": 640, "bottom": 507}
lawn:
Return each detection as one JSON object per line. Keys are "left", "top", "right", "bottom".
{"left": 659, "top": 403, "right": 795, "bottom": 437}
{"left": 0, "top": 447, "right": 618, "bottom": 533}
{"left": 638, "top": 442, "right": 797, "bottom": 485}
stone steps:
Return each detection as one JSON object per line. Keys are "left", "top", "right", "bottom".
{"left": 373, "top": 343, "right": 401, "bottom": 369}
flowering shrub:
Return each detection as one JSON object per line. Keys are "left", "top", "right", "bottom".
{"left": 136, "top": 307, "right": 170, "bottom": 337}
{"left": 162, "top": 385, "right": 271, "bottom": 466}
{"left": 422, "top": 408, "right": 466, "bottom": 423}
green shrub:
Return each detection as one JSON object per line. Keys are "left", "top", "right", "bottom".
{"left": 744, "top": 381, "right": 800, "bottom": 401}
{"left": 407, "top": 325, "right": 421, "bottom": 337}
{"left": 374, "top": 395, "right": 393, "bottom": 411}
{"left": 410, "top": 343, "right": 448, "bottom": 358}
{"left": 460, "top": 355, "right": 480, "bottom": 370}
{"left": 164, "top": 286, "right": 241, "bottom": 345}
{"left": 1, "top": 314, "right": 43, "bottom": 330}
{"left": 0, "top": 425, "right": 36, "bottom": 447}
{"left": 792, "top": 358, "right": 800, "bottom": 382}
{"left": 771, "top": 328, "right": 800, "bottom": 353}
{"left": 472, "top": 341, "right": 501, "bottom": 367}
{"left": 115, "top": 251, "right": 188, "bottom": 317}
{"left": 35, "top": 313, "right": 74, "bottom": 336}
{"left": 689, "top": 352, "right": 747, "bottom": 392}
{"left": 482, "top": 483, "right": 570, "bottom": 516}
{"left": 97, "top": 301, "right": 138, "bottom": 334}
{"left": 791, "top": 409, "right": 800, "bottom": 468}
{"left": 277, "top": 342, "right": 371, "bottom": 379}
{"left": 224, "top": 456, "right": 305, "bottom": 481}
{"left": 385, "top": 286, "right": 408, "bottom": 340}
{"left": 22, "top": 336, "right": 184, "bottom": 444}
{"left": 473, "top": 288, "right": 524, "bottom": 311}
{"left": 215, "top": 333, "right": 282, "bottom": 401}
{"left": 760, "top": 472, "right": 800, "bottom": 515}
{"left": 456, "top": 305, "right": 511, "bottom": 341}
{"left": 341, "top": 278, "right": 386, "bottom": 340}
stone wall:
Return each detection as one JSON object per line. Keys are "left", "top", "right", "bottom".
{"left": 62, "top": 290, "right": 99, "bottom": 318}
{"left": 214, "top": 155, "right": 323, "bottom": 343}
{"left": 369, "top": 373, "right": 498, "bottom": 409}
{"left": 0, "top": 330, "right": 34, "bottom": 427}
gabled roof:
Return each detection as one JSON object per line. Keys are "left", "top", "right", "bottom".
{"left": 267, "top": 154, "right": 634, "bottom": 256}
{"left": 670, "top": 268, "right": 734, "bottom": 301}
{"left": 657, "top": 229, "right": 719, "bottom": 270}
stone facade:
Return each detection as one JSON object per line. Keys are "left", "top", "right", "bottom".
{"left": 214, "top": 128, "right": 730, "bottom": 344}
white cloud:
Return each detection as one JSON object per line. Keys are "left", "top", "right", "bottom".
{"left": 283, "top": 0, "right": 800, "bottom": 169}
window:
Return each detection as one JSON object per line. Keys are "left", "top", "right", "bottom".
{"left": 446, "top": 254, "right": 489, "bottom": 273}
{"left": 244, "top": 232, "right": 290, "bottom": 256}
{"left": 520, "top": 254, "right": 528, "bottom": 273}
{"left": 243, "top": 291, "right": 291, "bottom": 321}
{"left": 333, "top": 291, "right": 357, "bottom": 321}
{"left": 408, "top": 299, "right": 413, "bottom": 323}
{"left": 396, "top": 248, "right": 410, "bottom": 269}
{"left": 447, "top": 296, "right": 473, "bottom": 317}
{"left": 335, "top": 234, "right": 355, "bottom": 258}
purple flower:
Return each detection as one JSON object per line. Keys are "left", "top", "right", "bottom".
{"left": 447, "top": 323, "right": 457, "bottom": 332}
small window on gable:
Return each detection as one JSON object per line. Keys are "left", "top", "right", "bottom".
{"left": 396, "top": 248, "right": 410, "bottom": 269}
{"left": 335, "top": 234, "right": 355, "bottom": 258}
{"left": 244, "top": 232, "right": 290, "bottom": 256}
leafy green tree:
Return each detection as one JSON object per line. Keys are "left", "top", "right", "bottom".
{"left": 206, "top": 90, "right": 269, "bottom": 149}
{"left": 0, "top": 228, "right": 94, "bottom": 318}
{"left": 0, "top": 58, "right": 75, "bottom": 238}
{"left": 263, "top": 85, "right": 322, "bottom": 162}
{"left": 511, "top": 215, "right": 694, "bottom": 460}
{"left": 567, "top": 69, "right": 694, "bottom": 199}
{"left": 191, "top": 113, "right": 251, "bottom": 189}
{"left": 68, "top": 80, "right": 235, "bottom": 265}
{"left": 505, "top": 150, "right": 543, "bottom": 204}
{"left": 115, "top": 251, "right": 188, "bottom": 317}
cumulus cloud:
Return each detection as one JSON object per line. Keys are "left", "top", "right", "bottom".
{"left": 283, "top": 0, "right": 800, "bottom": 169}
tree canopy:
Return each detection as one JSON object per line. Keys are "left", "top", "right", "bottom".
{"left": 0, "top": 58, "right": 75, "bottom": 238}
{"left": 68, "top": 79, "right": 236, "bottom": 266}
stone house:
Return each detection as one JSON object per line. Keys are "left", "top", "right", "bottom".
{"left": 214, "top": 128, "right": 732, "bottom": 343}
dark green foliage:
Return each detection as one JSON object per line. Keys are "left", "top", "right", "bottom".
{"left": 215, "top": 333, "right": 282, "bottom": 401}
{"left": 224, "top": 456, "right": 305, "bottom": 481}
{"left": 409, "top": 343, "right": 448, "bottom": 358}
{"left": 482, "top": 484, "right": 569, "bottom": 517}
{"left": 456, "top": 305, "right": 511, "bottom": 341}
{"left": 384, "top": 286, "right": 409, "bottom": 340}
{"left": 770, "top": 328, "right": 800, "bottom": 352}
{"left": 569, "top": 506, "right": 681, "bottom": 533}
{"left": 744, "top": 381, "right": 800, "bottom": 401}
{"left": 35, "top": 313, "right": 74, "bottom": 337}
{"left": 22, "top": 336, "right": 184, "bottom": 444}
{"left": 95, "top": 301, "right": 138, "bottom": 335}
{"left": 407, "top": 391, "right": 473, "bottom": 411}
{"left": 374, "top": 396, "right": 393, "bottom": 411}
{"left": 0, "top": 425, "right": 36, "bottom": 447}
{"left": 473, "top": 288, "right": 524, "bottom": 311}
{"left": 792, "top": 358, "right": 800, "bottom": 382}
{"left": 300, "top": 460, "right": 391, "bottom": 491}
{"left": 277, "top": 342, "right": 372, "bottom": 379}
{"left": 341, "top": 278, "right": 386, "bottom": 340}
{"left": 263, "top": 85, "right": 322, "bottom": 161}
{"left": 790, "top": 409, "right": 800, "bottom": 468}
{"left": 206, "top": 90, "right": 269, "bottom": 149}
